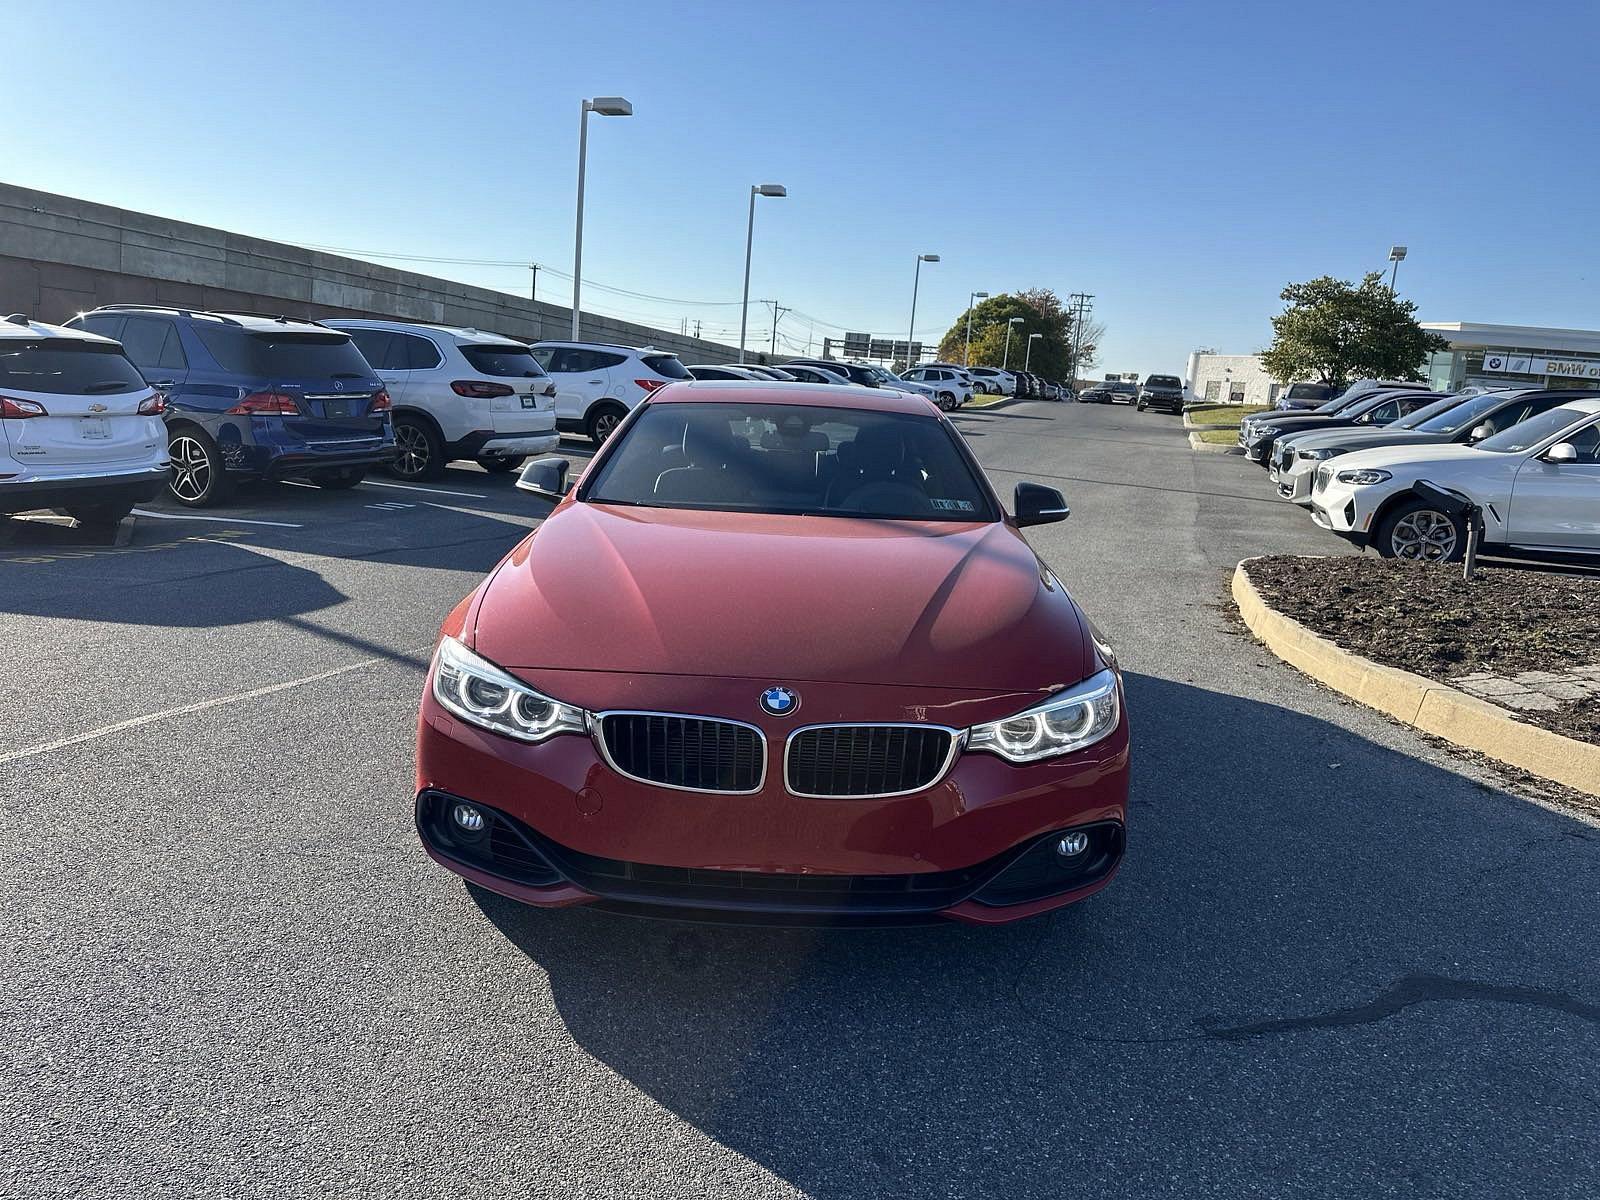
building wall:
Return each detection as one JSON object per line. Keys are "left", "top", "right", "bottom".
{"left": 0, "top": 182, "right": 750, "bottom": 363}
{"left": 1183, "top": 353, "right": 1282, "bottom": 405}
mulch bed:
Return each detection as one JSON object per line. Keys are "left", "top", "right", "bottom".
{"left": 1246, "top": 555, "right": 1600, "bottom": 745}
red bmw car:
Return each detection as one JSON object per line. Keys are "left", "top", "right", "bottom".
{"left": 415, "top": 382, "right": 1128, "bottom": 925}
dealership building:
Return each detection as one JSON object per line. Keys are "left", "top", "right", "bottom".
{"left": 1185, "top": 321, "right": 1600, "bottom": 404}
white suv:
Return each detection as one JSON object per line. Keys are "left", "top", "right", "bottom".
{"left": 0, "top": 315, "right": 168, "bottom": 525}
{"left": 530, "top": 342, "right": 692, "bottom": 443}
{"left": 966, "top": 366, "right": 1016, "bottom": 395}
{"left": 327, "top": 320, "right": 558, "bottom": 480}
{"left": 1310, "top": 396, "right": 1600, "bottom": 561}
{"left": 898, "top": 366, "right": 974, "bottom": 410}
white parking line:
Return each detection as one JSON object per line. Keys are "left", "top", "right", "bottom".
{"left": 0, "top": 655, "right": 389, "bottom": 767}
{"left": 131, "top": 509, "right": 303, "bottom": 529}
{"left": 361, "top": 480, "right": 486, "bottom": 500}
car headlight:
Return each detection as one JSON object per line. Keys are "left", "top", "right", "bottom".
{"left": 432, "top": 636, "right": 587, "bottom": 743}
{"left": 1335, "top": 468, "right": 1392, "bottom": 485}
{"left": 966, "top": 668, "right": 1121, "bottom": 763}
{"left": 1302, "top": 447, "right": 1346, "bottom": 460}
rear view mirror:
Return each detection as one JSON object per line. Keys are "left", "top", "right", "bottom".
{"left": 516, "top": 457, "right": 571, "bottom": 500}
{"left": 1468, "top": 423, "right": 1494, "bottom": 443}
{"left": 1013, "top": 482, "right": 1069, "bottom": 528}
{"left": 1544, "top": 442, "right": 1579, "bottom": 464}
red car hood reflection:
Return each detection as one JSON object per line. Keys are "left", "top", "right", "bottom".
{"left": 472, "top": 502, "right": 1093, "bottom": 691}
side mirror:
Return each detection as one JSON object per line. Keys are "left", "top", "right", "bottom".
{"left": 1467, "top": 423, "right": 1494, "bottom": 443}
{"left": 516, "top": 456, "right": 571, "bottom": 500}
{"left": 1544, "top": 442, "right": 1579, "bottom": 464}
{"left": 1013, "top": 482, "right": 1069, "bottom": 528}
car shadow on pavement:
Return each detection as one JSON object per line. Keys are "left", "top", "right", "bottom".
{"left": 467, "top": 671, "right": 1600, "bottom": 1199}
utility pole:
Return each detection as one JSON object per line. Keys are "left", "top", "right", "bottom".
{"left": 1067, "top": 292, "right": 1094, "bottom": 382}
{"left": 693, "top": 319, "right": 702, "bottom": 339}
{"left": 762, "top": 299, "right": 790, "bottom": 359}
{"left": 529, "top": 263, "right": 540, "bottom": 303}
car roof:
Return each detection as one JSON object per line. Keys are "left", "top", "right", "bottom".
{"left": 324, "top": 318, "right": 526, "bottom": 346}
{"left": 1553, "top": 396, "right": 1600, "bottom": 414}
{"left": 648, "top": 380, "right": 940, "bottom": 415}
{"left": 532, "top": 340, "right": 668, "bottom": 354}
{"left": 0, "top": 315, "right": 120, "bottom": 345}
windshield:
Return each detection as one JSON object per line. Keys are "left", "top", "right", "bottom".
{"left": 1146, "top": 375, "right": 1181, "bottom": 387}
{"left": 0, "top": 340, "right": 148, "bottom": 394}
{"left": 583, "top": 401, "right": 997, "bottom": 522}
{"left": 1476, "top": 405, "right": 1599, "bottom": 453}
{"left": 1394, "top": 394, "right": 1469, "bottom": 429}
{"left": 1412, "top": 391, "right": 1506, "bottom": 434}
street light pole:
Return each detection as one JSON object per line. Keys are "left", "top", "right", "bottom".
{"left": 1387, "top": 245, "right": 1408, "bottom": 297}
{"left": 739, "top": 183, "right": 787, "bottom": 364}
{"left": 1002, "top": 316, "right": 1024, "bottom": 369}
{"left": 963, "top": 290, "right": 988, "bottom": 366}
{"left": 907, "top": 253, "right": 939, "bottom": 369}
{"left": 571, "top": 96, "right": 633, "bottom": 339}
{"left": 1025, "top": 332, "right": 1042, "bottom": 371}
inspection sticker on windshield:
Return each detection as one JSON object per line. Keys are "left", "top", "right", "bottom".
{"left": 930, "top": 498, "right": 976, "bottom": 512}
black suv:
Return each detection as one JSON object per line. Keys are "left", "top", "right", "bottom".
{"left": 1136, "top": 374, "right": 1185, "bottom": 413}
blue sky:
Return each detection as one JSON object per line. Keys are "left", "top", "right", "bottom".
{"left": 7, "top": 1, "right": 1600, "bottom": 372}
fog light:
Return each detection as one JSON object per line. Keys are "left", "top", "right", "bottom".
{"left": 451, "top": 803, "right": 486, "bottom": 833}
{"left": 1056, "top": 831, "right": 1090, "bottom": 859}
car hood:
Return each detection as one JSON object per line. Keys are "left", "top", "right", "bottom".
{"left": 1285, "top": 427, "right": 1448, "bottom": 453}
{"left": 1332, "top": 442, "right": 1492, "bottom": 474}
{"left": 472, "top": 502, "right": 1094, "bottom": 691}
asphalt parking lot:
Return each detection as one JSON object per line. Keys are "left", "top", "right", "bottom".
{"left": 4, "top": 401, "right": 1597, "bottom": 1200}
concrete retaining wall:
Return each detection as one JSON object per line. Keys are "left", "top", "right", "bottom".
{"left": 0, "top": 182, "right": 750, "bottom": 363}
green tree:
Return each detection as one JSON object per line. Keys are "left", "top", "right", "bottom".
{"left": 936, "top": 289, "right": 1088, "bottom": 379}
{"left": 1259, "top": 273, "right": 1447, "bottom": 388}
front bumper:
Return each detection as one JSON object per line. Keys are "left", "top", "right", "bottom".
{"left": 1275, "top": 458, "right": 1321, "bottom": 505}
{"left": 415, "top": 685, "right": 1129, "bottom": 926}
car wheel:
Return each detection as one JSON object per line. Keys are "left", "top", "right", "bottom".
{"left": 65, "top": 502, "right": 134, "bottom": 528}
{"left": 1136, "top": 400, "right": 1146, "bottom": 411}
{"left": 478, "top": 456, "right": 524, "bottom": 475}
{"left": 391, "top": 414, "right": 446, "bottom": 481}
{"left": 938, "top": 392, "right": 956, "bottom": 411}
{"left": 309, "top": 468, "right": 366, "bottom": 489}
{"left": 587, "top": 403, "right": 627, "bottom": 445}
{"left": 1374, "top": 499, "right": 1465, "bottom": 563}
{"left": 167, "top": 426, "right": 232, "bottom": 508}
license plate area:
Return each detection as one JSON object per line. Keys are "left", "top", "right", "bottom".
{"left": 321, "top": 399, "right": 351, "bottom": 418}
{"left": 80, "top": 417, "right": 111, "bottom": 440}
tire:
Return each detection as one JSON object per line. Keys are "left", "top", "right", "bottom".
{"left": 478, "top": 456, "right": 524, "bottom": 475}
{"left": 167, "top": 425, "right": 233, "bottom": 508}
{"left": 390, "top": 413, "right": 446, "bottom": 481}
{"left": 938, "top": 391, "right": 956, "bottom": 411}
{"left": 1373, "top": 498, "right": 1465, "bottom": 563}
{"left": 1136, "top": 400, "right": 1147, "bottom": 412}
{"left": 309, "top": 468, "right": 366, "bottom": 490}
{"left": 65, "top": 502, "right": 134, "bottom": 528}
{"left": 587, "top": 403, "right": 628, "bottom": 445}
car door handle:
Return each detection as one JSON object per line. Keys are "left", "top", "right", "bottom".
{"left": 587, "top": 378, "right": 603, "bottom": 384}
{"left": 147, "top": 379, "right": 177, "bottom": 389}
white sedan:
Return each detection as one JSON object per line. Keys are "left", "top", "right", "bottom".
{"left": 1309, "top": 397, "right": 1600, "bottom": 561}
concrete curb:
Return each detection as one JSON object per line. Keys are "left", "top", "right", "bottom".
{"left": 1232, "top": 558, "right": 1600, "bottom": 798}
{"left": 1189, "top": 431, "right": 1237, "bottom": 454}
{"left": 1182, "top": 413, "right": 1235, "bottom": 431}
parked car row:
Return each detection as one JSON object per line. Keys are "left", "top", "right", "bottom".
{"left": 1239, "top": 381, "right": 1600, "bottom": 562}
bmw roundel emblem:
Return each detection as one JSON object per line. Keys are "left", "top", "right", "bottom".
{"left": 760, "top": 686, "right": 798, "bottom": 717}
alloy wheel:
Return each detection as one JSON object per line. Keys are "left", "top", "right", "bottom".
{"left": 394, "top": 423, "right": 431, "bottom": 478}
{"left": 169, "top": 435, "right": 211, "bottom": 502}
{"left": 1390, "top": 509, "right": 1458, "bottom": 561}
{"left": 593, "top": 410, "right": 622, "bottom": 441}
